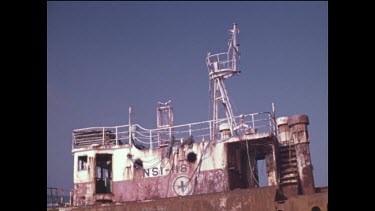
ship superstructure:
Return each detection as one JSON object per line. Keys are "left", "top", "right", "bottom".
{"left": 71, "top": 24, "right": 318, "bottom": 207}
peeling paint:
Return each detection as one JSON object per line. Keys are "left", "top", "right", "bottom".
{"left": 61, "top": 23, "right": 329, "bottom": 210}
{"left": 72, "top": 114, "right": 322, "bottom": 207}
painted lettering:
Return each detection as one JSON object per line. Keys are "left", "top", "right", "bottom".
{"left": 181, "top": 164, "right": 187, "bottom": 172}
{"left": 144, "top": 169, "right": 150, "bottom": 177}
{"left": 152, "top": 167, "right": 158, "bottom": 176}
{"left": 144, "top": 164, "right": 188, "bottom": 177}
{"left": 144, "top": 167, "right": 165, "bottom": 177}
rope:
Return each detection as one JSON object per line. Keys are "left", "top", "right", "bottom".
{"left": 245, "top": 140, "right": 259, "bottom": 186}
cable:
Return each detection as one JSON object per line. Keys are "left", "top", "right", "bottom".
{"left": 188, "top": 139, "right": 214, "bottom": 194}
{"left": 245, "top": 139, "right": 259, "bottom": 187}
{"left": 164, "top": 151, "right": 175, "bottom": 197}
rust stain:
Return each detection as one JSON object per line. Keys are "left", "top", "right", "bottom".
{"left": 71, "top": 114, "right": 324, "bottom": 207}
{"left": 67, "top": 23, "right": 327, "bottom": 209}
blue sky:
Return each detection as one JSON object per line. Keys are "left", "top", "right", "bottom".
{"left": 47, "top": 1, "right": 327, "bottom": 190}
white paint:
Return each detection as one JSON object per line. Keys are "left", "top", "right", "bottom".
{"left": 73, "top": 140, "right": 229, "bottom": 185}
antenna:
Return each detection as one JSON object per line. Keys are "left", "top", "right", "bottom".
{"left": 206, "top": 23, "right": 241, "bottom": 140}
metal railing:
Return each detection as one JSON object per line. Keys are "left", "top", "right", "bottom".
{"left": 72, "top": 112, "right": 276, "bottom": 150}
{"left": 206, "top": 52, "right": 234, "bottom": 71}
{"left": 47, "top": 187, "right": 72, "bottom": 208}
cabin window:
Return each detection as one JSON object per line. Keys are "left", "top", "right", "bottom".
{"left": 78, "top": 156, "right": 88, "bottom": 171}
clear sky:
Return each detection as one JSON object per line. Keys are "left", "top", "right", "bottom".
{"left": 47, "top": 1, "right": 327, "bottom": 190}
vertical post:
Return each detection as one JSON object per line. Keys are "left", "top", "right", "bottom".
{"left": 69, "top": 190, "right": 73, "bottom": 207}
{"left": 272, "top": 102, "right": 277, "bottom": 135}
{"left": 266, "top": 144, "right": 278, "bottom": 186}
{"left": 232, "top": 23, "right": 238, "bottom": 72}
{"left": 60, "top": 189, "right": 64, "bottom": 204}
{"left": 189, "top": 124, "right": 192, "bottom": 136}
{"left": 50, "top": 188, "right": 54, "bottom": 209}
{"left": 156, "top": 106, "right": 160, "bottom": 146}
{"left": 115, "top": 127, "right": 118, "bottom": 146}
{"left": 251, "top": 114, "right": 255, "bottom": 130}
{"left": 169, "top": 127, "right": 172, "bottom": 141}
{"left": 102, "top": 128, "right": 105, "bottom": 146}
{"left": 156, "top": 107, "right": 159, "bottom": 127}
{"left": 213, "top": 81, "right": 218, "bottom": 141}
{"left": 149, "top": 130, "right": 152, "bottom": 150}
{"left": 209, "top": 122, "right": 212, "bottom": 140}
{"left": 268, "top": 114, "right": 272, "bottom": 134}
{"left": 129, "top": 106, "right": 132, "bottom": 146}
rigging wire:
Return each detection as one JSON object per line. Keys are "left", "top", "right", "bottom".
{"left": 245, "top": 140, "right": 259, "bottom": 187}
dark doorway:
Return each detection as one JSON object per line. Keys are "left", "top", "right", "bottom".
{"left": 95, "top": 154, "right": 112, "bottom": 194}
{"left": 227, "top": 142, "right": 250, "bottom": 190}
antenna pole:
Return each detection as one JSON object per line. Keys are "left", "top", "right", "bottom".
{"left": 129, "top": 106, "right": 132, "bottom": 146}
{"left": 232, "top": 23, "right": 238, "bottom": 72}
{"left": 206, "top": 23, "right": 241, "bottom": 140}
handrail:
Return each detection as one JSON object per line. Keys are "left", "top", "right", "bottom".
{"left": 47, "top": 187, "right": 72, "bottom": 208}
{"left": 206, "top": 52, "right": 234, "bottom": 72}
{"left": 72, "top": 112, "right": 275, "bottom": 149}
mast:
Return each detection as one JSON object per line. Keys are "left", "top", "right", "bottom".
{"left": 157, "top": 100, "right": 174, "bottom": 146}
{"left": 206, "top": 23, "right": 241, "bottom": 140}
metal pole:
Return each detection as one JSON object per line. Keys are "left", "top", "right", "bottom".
{"left": 232, "top": 23, "right": 237, "bottom": 71}
{"left": 209, "top": 122, "right": 212, "bottom": 140}
{"left": 102, "top": 128, "right": 105, "bottom": 146}
{"left": 213, "top": 81, "right": 218, "bottom": 141}
{"left": 272, "top": 103, "right": 277, "bottom": 135}
{"left": 50, "top": 188, "right": 54, "bottom": 209}
{"left": 269, "top": 115, "right": 272, "bottom": 134}
{"left": 129, "top": 106, "right": 132, "bottom": 146}
{"left": 115, "top": 127, "right": 118, "bottom": 146}
{"left": 69, "top": 190, "right": 73, "bottom": 207}
{"left": 169, "top": 127, "right": 172, "bottom": 141}
{"left": 149, "top": 130, "right": 152, "bottom": 150}
{"left": 252, "top": 114, "right": 255, "bottom": 130}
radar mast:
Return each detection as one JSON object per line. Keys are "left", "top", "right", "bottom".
{"left": 206, "top": 23, "right": 241, "bottom": 140}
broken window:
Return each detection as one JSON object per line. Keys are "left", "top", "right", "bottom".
{"left": 78, "top": 156, "right": 88, "bottom": 171}
{"left": 78, "top": 156, "right": 88, "bottom": 170}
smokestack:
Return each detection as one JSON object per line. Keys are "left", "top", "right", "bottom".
{"left": 288, "top": 115, "right": 315, "bottom": 195}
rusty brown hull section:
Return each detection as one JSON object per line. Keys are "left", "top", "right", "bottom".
{"left": 74, "top": 169, "right": 229, "bottom": 204}
{"left": 73, "top": 182, "right": 94, "bottom": 206}
{"left": 65, "top": 186, "right": 328, "bottom": 211}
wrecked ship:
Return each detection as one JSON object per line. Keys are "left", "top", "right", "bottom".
{"left": 70, "top": 24, "right": 327, "bottom": 210}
